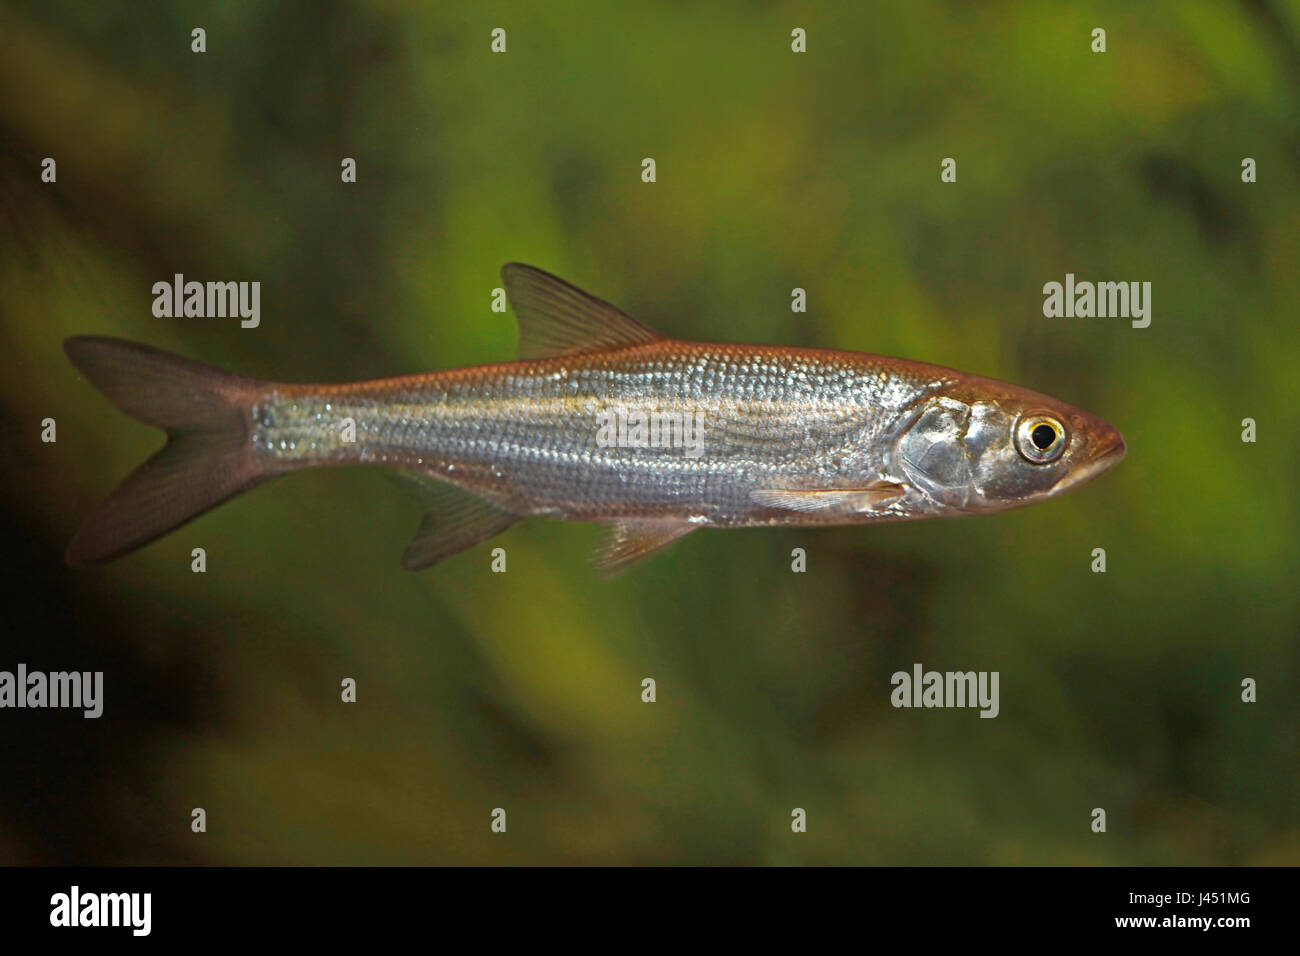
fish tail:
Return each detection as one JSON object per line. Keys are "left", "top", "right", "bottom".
{"left": 63, "top": 336, "right": 271, "bottom": 566}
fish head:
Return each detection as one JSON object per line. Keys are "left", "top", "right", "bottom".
{"left": 891, "top": 377, "right": 1125, "bottom": 513}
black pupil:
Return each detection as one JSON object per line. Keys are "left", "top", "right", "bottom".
{"left": 1031, "top": 423, "right": 1058, "bottom": 451}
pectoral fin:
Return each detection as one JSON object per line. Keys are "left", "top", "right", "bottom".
{"left": 593, "top": 519, "right": 697, "bottom": 576}
{"left": 390, "top": 472, "right": 520, "bottom": 571}
{"left": 750, "top": 482, "right": 906, "bottom": 514}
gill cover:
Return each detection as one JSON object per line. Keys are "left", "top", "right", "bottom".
{"left": 897, "top": 398, "right": 973, "bottom": 508}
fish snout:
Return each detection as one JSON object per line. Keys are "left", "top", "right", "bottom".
{"left": 1091, "top": 422, "right": 1126, "bottom": 469}
{"left": 1053, "top": 419, "right": 1125, "bottom": 494}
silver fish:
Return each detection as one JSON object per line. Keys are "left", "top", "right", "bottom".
{"left": 65, "top": 263, "right": 1125, "bottom": 572}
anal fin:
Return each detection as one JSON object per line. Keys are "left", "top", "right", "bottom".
{"left": 392, "top": 472, "right": 520, "bottom": 571}
{"left": 593, "top": 518, "right": 697, "bottom": 576}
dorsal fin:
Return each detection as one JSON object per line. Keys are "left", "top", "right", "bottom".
{"left": 501, "top": 263, "right": 663, "bottom": 359}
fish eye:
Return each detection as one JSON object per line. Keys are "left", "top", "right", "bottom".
{"left": 1015, "top": 414, "right": 1066, "bottom": 464}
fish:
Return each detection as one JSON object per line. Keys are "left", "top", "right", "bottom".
{"left": 63, "top": 263, "right": 1125, "bottom": 574}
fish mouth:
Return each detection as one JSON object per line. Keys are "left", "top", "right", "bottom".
{"left": 1053, "top": 428, "right": 1126, "bottom": 494}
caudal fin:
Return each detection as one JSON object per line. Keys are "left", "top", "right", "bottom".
{"left": 64, "top": 336, "right": 271, "bottom": 566}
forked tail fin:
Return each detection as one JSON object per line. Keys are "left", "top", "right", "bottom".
{"left": 63, "top": 336, "right": 271, "bottom": 566}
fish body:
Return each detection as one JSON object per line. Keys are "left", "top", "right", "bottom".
{"left": 64, "top": 264, "right": 1125, "bottom": 572}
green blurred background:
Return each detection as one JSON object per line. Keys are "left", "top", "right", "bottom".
{"left": 1, "top": 1, "right": 1296, "bottom": 864}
